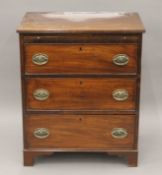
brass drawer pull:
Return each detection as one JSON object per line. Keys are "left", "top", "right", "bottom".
{"left": 111, "top": 128, "right": 128, "bottom": 139}
{"left": 33, "top": 89, "right": 49, "bottom": 101}
{"left": 112, "top": 89, "right": 128, "bottom": 101}
{"left": 32, "top": 53, "right": 48, "bottom": 65}
{"left": 33, "top": 128, "right": 50, "bottom": 139}
{"left": 113, "top": 54, "right": 129, "bottom": 66}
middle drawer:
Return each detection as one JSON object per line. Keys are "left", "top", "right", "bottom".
{"left": 25, "top": 78, "right": 137, "bottom": 111}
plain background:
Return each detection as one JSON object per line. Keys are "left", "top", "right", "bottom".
{"left": 0, "top": 0, "right": 162, "bottom": 174}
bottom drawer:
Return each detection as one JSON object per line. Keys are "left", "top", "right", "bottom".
{"left": 24, "top": 115, "right": 136, "bottom": 149}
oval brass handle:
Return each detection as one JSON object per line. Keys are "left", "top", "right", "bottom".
{"left": 113, "top": 54, "right": 129, "bottom": 66}
{"left": 32, "top": 53, "right": 48, "bottom": 65}
{"left": 112, "top": 89, "right": 128, "bottom": 101}
{"left": 111, "top": 128, "right": 128, "bottom": 139}
{"left": 33, "top": 128, "right": 50, "bottom": 139}
{"left": 33, "top": 89, "right": 49, "bottom": 101}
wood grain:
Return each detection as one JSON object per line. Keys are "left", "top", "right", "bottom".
{"left": 24, "top": 114, "right": 136, "bottom": 149}
{"left": 26, "top": 78, "right": 137, "bottom": 110}
{"left": 17, "top": 12, "right": 145, "bottom": 33}
{"left": 25, "top": 44, "right": 138, "bottom": 74}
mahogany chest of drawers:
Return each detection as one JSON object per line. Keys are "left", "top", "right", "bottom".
{"left": 17, "top": 12, "right": 145, "bottom": 166}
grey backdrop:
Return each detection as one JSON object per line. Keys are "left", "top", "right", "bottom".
{"left": 0, "top": 0, "right": 162, "bottom": 174}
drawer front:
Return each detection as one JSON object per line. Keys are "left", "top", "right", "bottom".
{"left": 26, "top": 78, "right": 137, "bottom": 110}
{"left": 25, "top": 44, "right": 138, "bottom": 74}
{"left": 24, "top": 115, "right": 136, "bottom": 149}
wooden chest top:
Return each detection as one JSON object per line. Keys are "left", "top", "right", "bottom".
{"left": 17, "top": 12, "right": 145, "bottom": 33}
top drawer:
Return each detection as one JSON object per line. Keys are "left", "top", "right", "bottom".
{"left": 24, "top": 44, "right": 138, "bottom": 74}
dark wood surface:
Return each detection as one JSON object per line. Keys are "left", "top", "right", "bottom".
{"left": 17, "top": 12, "right": 145, "bottom": 33}
{"left": 17, "top": 12, "right": 144, "bottom": 166}
{"left": 25, "top": 43, "right": 138, "bottom": 74}
{"left": 26, "top": 78, "right": 137, "bottom": 110}
{"left": 25, "top": 114, "right": 135, "bottom": 149}
{"left": 23, "top": 34, "right": 140, "bottom": 44}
